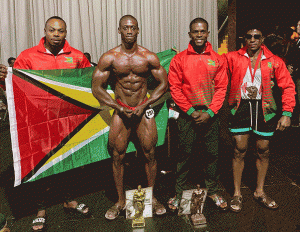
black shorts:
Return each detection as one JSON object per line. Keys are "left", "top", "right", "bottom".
{"left": 229, "top": 99, "right": 277, "bottom": 138}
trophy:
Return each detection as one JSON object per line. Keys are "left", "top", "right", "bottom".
{"left": 132, "top": 185, "right": 146, "bottom": 228}
{"left": 190, "top": 184, "right": 207, "bottom": 225}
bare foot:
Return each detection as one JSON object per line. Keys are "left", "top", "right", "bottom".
{"left": 63, "top": 201, "right": 89, "bottom": 214}
{"left": 105, "top": 201, "right": 126, "bottom": 220}
{"left": 32, "top": 209, "right": 46, "bottom": 231}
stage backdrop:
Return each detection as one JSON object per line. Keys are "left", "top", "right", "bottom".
{"left": 0, "top": 0, "right": 218, "bottom": 65}
{"left": 6, "top": 48, "right": 176, "bottom": 187}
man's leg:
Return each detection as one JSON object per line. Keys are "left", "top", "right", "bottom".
{"left": 203, "top": 117, "right": 227, "bottom": 209}
{"left": 105, "top": 113, "right": 130, "bottom": 219}
{"left": 255, "top": 138, "right": 270, "bottom": 195}
{"left": 137, "top": 115, "right": 166, "bottom": 215}
{"left": 253, "top": 137, "right": 278, "bottom": 208}
{"left": 229, "top": 133, "right": 250, "bottom": 212}
{"left": 232, "top": 134, "right": 250, "bottom": 197}
{"left": 169, "top": 115, "right": 196, "bottom": 210}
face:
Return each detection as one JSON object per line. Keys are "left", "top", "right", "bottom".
{"left": 297, "top": 21, "right": 300, "bottom": 35}
{"left": 245, "top": 29, "right": 264, "bottom": 51}
{"left": 9, "top": 59, "right": 15, "bottom": 67}
{"left": 44, "top": 19, "right": 67, "bottom": 47}
{"left": 118, "top": 18, "right": 139, "bottom": 44}
{"left": 189, "top": 22, "right": 210, "bottom": 48}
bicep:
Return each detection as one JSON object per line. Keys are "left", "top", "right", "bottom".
{"left": 149, "top": 54, "right": 167, "bottom": 82}
{"left": 92, "top": 55, "right": 113, "bottom": 87}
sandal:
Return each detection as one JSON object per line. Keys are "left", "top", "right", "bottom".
{"left": 208, "top": 194, "right": 228, "bottom": 211}
{"left": 105, "top": 204, "right": 126, "bottom": 220}
{"left": 254, "top": 193, "right": 278, "bottom": 210}
{"left": 64, "top": 202, "right": 89, "bottom": 217}
{"left": 230, "top": 196, "right": 243, "bottom": 213}
{"left": 168, "top": 197, "right": 181, "bottom": 213}
{"left": 32, "top": 216, "right": 46, "bottom": 231}
{"left": 152, "top": 199, "right": 166, "bottom": 215}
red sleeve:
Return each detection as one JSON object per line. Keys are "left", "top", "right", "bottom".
{"left": 208, "top": 54, "right": 228, "bottom": 114}
{"left": 274, "top": 57, "right": 296, "bottom": 113}
{"left": 168, "top": 55, "right": 193, "bottom": 113}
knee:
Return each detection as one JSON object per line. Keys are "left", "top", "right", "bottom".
{"left": 257, "top": 148, "right": 270, "bottom": 160}
{"left": 112, "top": 153, "right": 125, "bottom": 166}
{"left": 144, "top": 148, "right": 156, "bottom": 163}
{"left": 233, "top": 145, "right": 247, "bottom": 160}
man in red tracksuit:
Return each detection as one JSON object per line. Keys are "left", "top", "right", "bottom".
{"left": 0, "top": 16, "right": 91, "bottom": 231}
{"left": 167, "top": 18, "right": 228, "bottom": 212}
{"left": 226, "top": 27, "right": 295, "bottom": 213}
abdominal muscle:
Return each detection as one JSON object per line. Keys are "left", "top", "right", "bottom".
{"left": 114, "top": 74, "right": 148, "bottom": 107}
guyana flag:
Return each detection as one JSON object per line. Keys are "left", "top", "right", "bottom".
{"left": 6, "top": 48, "right": 177, "bottom": 186}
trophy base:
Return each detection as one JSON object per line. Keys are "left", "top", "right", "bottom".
{"left": 132, "top": 217, "right": 145, "bottom": 228}
{"left": 191, "top": 213, "right": 206, "bottom": 225}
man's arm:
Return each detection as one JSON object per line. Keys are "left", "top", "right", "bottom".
{"left": 134, "top": 52, "right": 168, "bottom": 117}
{"left": 92, "top": 53, "right": 123, "bottom": 112}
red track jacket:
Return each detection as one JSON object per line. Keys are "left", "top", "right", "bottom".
{"left": 226, "top": 45, "right": 296, "bottom": 121}
{"left": 168, "top": 42, "right": 228, "bottom": 116}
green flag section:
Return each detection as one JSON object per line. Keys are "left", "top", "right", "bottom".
{"left": 6, "top": 48, "right": 177, "bottom": 186}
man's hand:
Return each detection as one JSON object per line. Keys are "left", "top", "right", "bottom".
{"left": 118, "top": 106, "right": 133, "bottom": 118}
{"left": 276, "top": 116, "right": 291, "bottom": 131}
{"left": 0, "top": 64, "right": 8, "bottom": 79}
{"left": 133, "top": 104, "right": 148, "bottom": 118}
{"left": 191, "top": 111, "right": 210, "bottom": 125}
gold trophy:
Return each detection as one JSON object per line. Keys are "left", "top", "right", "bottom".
{"left": 132, "top": 185, "right": 146, "bottom": 228}
{"left": 190, "top": 184, "right": 207, "bottom": 225}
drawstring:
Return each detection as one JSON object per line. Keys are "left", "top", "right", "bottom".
{"left": 249, "top": 101, "right": 253, "bottom": 127}
{"left": 255, "top": 101, "right": 258, "bottom": 131}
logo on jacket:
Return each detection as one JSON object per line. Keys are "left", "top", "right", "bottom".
{"left": 208, "top": 59, "right": 216, "bottom": 66}
{"left": 65, "top": 57, "right": 74, "bottom": 64}
{"left": 268, "top": 62, "right": 272, "bottom": 68}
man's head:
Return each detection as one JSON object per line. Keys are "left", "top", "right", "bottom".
{"left": 44, "top": 16, "right": 67, "bottom": 49}
{"left": 188, "top": 18, "right": 210, "bottom": 48}
{"left": 84, "top": 53, "right": 91, "bottom": 62}
{"left": 297, "top": 20, "right": 300, "bottom": 35}
{"left": 8, "top": 57, "right": 16, "bottom": 67}
{"left": 118, "top": 15, "right": 139, "bottom": 44}
{"left": 244, "top": 29, "right": 264, "bottom": 52}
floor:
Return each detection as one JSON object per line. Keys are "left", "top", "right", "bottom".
{"left": 0, "top": 113, "right": 300, "bottom": 232}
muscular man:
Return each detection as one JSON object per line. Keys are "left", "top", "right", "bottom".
{"left": 226, "top": 28, "right": 296, "bottom": 212}
{"left": 92, "top": 15, "right": 168, "bottom": 220}
{"left": 167, "top": 18, "right": 228, "bottom": 212}
{"left": 0, "top": 16, "right": 91, "bottom": 230}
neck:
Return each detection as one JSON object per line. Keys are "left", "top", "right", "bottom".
{"left": 247, "top": 47, "right": 261, "bottom": 58}
{"left": 44, "top": 41, "right": 64, "bottom": 56}
{"left": 121, "top": 42, "right": 138, "bottom": 55}
{"left": 192, "top": 42, "right": 206, "bottom": 54}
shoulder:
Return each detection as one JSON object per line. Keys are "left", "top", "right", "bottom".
{"left": 18, "top": 45, "right": 39, "bottom": 57}
{"left": 67, "top": 46, "right": 86, "bottom": 57}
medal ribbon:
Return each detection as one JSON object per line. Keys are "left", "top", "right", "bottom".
{"left": 248, "top": 50, "right": 262, "bottom": 83}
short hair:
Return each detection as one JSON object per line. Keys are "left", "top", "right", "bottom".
{"left": 8, "top": 57, "right": 15, "bottom": 64}
{"left": 189, "top": 18, "right": 209, "bottom": 31}
{"left": 84, "top": 52, "right": 91, "bottom": 62}
{"left": 45, "top": 16, "right": 66, "bottom": 29}
{"left": 119, "top": 15, "right": 138, "bottom": 28}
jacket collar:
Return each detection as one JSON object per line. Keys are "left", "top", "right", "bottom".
{"left": 37, "top": 37, "right": 72, "bottom": 54}
{"left": 187, "top": 41, "right": 213, "bottom": 55}
{"left": 237, "top": 44, "right": 274, "bottom": 59}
